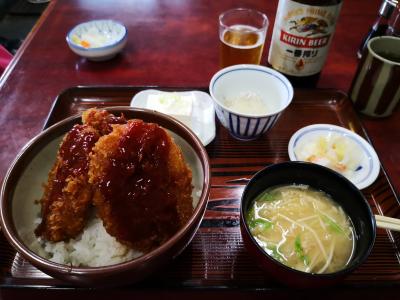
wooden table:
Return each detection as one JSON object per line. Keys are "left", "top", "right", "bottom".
{"left": 1, "top": 0, "right": 399, "bottom": 299}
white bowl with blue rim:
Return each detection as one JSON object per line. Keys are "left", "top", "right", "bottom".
{"left": 288, "top": 124, "right": 380, "bottom": 189}
{"left": 66, "top": 19, "right": 127, "bottom": 61}
{"left": 209, "top": 64, "right": 293, "bottom": 141}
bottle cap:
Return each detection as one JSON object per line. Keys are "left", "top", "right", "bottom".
{"left": 379, "top": 0, "right": 398, "bottom": 17}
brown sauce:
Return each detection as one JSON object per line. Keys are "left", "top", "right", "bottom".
{"left": 58, "top": 125, "right": 99, "bottom": 178}
{"left": 98, "top": 120, "right": 180, "bottom": 247}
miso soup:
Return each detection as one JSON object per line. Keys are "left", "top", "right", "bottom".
{"left": 246, "top": 184, "right": 354, "bottom": 274}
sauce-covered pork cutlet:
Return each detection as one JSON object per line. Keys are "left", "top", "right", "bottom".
{"left": 36, "top": 108, "right": 193, "bottom": 250}
{"left": 35, "top": 124, "right": 100, "bottom": 241}
{"left": 35, "top": 109, "right": 126, "bottom": 242}
{"left": 88, "top": 119, "right": 193, "bottom": 252}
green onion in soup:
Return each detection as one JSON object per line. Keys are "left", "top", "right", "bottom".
{"left": 246, "top": 184, "right": 355, "bottom": 274}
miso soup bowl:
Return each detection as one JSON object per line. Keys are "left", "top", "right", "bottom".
{"left": 209, "top": 64, "right": 293, "bottom": 141}
{"left": 240, "top": 161, "right": 376, "bottom": 288}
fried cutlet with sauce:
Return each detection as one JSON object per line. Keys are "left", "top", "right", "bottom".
{"left": 88, "top": 119, "right": 193, "bottom": 252}
{"left": 35, "top": 124, "right": 100, "bottom": 242}
{"left": 82, "top": 108, "right": 126, "bottom": 135}
{"left": 35, "top": 109, "right": 126, "bottom": 242}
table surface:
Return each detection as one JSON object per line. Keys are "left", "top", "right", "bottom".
{"left": 0, "top": 0, "right": 399, "bottom": 298}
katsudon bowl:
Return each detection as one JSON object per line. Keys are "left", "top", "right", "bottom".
{"left": 0, "top": 107, "right": 210, "bottom": 287}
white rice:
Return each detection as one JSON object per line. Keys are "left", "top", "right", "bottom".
{"left": 30, "top": 217, "right": 142, "bottom": 267}
{"left": 26, "top": 186, "right": 200, "bottom": 268}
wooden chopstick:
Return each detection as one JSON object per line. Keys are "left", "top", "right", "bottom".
{"left": 375, "top": 215, "right": 400, "bottom": 232}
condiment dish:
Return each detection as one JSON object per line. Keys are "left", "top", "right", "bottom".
{"left": 66, "top": 19, "right": 127, "bottom": 61}
{"left": 240, "top": 161, "right": 376, "bottom": 287}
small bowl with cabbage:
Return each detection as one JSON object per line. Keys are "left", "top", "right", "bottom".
{"left": 209, "top": 64, "right": 293, "bottom": 141}
{"left": 240, "top": 161, "right": 376, "bottom": 287}
{"left": 66, "top": 19, "right": 127, "bottom": 61}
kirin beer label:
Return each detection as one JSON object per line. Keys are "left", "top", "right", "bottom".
{"left": 268, "top": 0, "right": 342, "bottom": 76}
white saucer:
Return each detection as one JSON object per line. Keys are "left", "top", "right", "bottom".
{"left": 288, "top": 124, "right": 380, "bottom": 190}
{"left": 131, "top": 89, "right": 216, "bottom": 146}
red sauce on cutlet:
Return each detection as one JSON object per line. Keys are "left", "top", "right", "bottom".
{"left": 35, "top": 125, "right": 99, "bottom": 236}
{"left": 58, "top": 125, "right": 99, "bottom": 177}
{"left": 98, "top": 120, "right": 180, "bottom": 247}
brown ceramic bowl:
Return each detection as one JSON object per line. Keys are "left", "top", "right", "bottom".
{"left": 240, "top": 162, "right": 376, "bottom": 288}
{"left": 0, "top": 107, "right": 210, "bottom": 287}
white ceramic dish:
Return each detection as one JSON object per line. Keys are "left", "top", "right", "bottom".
{"left": 130, "top": 90, "right": 216, "bottom": 146}
{"left": 209, "top": 64, "right": 293, "bottom": 141}
{"left": 66, "top": 19, "right": 127, "bottom": 61}
{"left": 288, "top": 124, "right": 380, "bottom": 190}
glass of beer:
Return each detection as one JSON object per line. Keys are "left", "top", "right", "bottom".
{"left": 219, "top": 8, "right": 269, "bottom": 68}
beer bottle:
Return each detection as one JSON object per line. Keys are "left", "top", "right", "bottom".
{"left": 268, "top": 0, "right": 343, "bottom": 88}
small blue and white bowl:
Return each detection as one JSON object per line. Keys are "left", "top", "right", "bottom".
{"left": 66, "top": 19, "right": 127, "bottom": 61}
{"left": 209, "top": 64, "right": 293, "bottom": 141}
